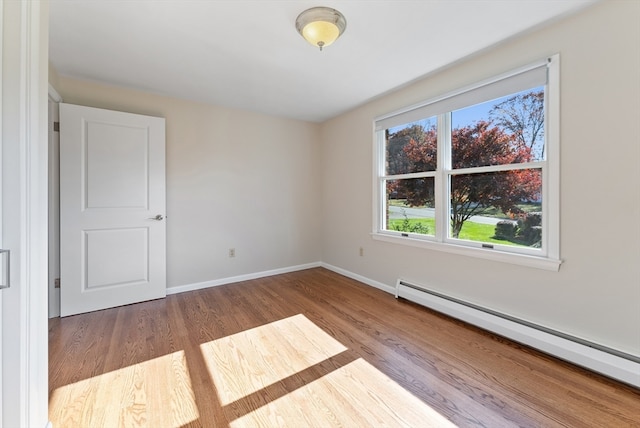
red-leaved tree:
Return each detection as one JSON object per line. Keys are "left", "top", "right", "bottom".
{"left": 386, "top": 124, "right": 437, "bottom": 209}
{"left": 388, "top": 121, "right": 541, "bottom": 238}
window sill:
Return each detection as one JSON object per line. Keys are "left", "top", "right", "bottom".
{"left": 371, "top": 232, "right": 562, "bottom": 271}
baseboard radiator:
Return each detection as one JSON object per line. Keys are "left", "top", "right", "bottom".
{"left": 395, "top": 278, "right": 640, "bottom": 388}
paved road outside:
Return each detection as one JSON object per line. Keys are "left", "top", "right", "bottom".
{"left": 388, "top": 205, "right": 516, "bottom": 226}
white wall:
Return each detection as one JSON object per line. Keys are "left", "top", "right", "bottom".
{"left": 320, "top": 0, "right": 640, "bottom": 357}
{"left": 55, "top": 78, "right": 323, "bottom": 290}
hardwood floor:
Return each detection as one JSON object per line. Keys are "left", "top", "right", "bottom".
{"left": 49, "top": 268, "right": 640, "bottom": 427}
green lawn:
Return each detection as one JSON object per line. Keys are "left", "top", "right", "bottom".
{"left": 388, "top": 218, "right": 524, "bottom": 247}
{"left": 388, "top": 199, "right": 541, "bottom": 217}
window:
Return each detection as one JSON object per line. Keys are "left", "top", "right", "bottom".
{"left": 374, "top": 56, "right": 561, "bottom": 271}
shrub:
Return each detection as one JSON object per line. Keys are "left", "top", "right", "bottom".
{"left": 518, "top": 212, "right": 542, "bottom": 229}
{"left": 494, "top": 221, "right": 517, "bottom": 239}
{"left": 524, "top": 225, "right": 542, "bottom": 246}
{"left": 391, "top": 210, "right": 430, "bottom": 234}
{"left": 517, "top": 212, "right": 542, "bottom": 246}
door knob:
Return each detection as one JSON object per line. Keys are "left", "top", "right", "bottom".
{"left": 148, "top": 214, "right": 164, "bottom": 221}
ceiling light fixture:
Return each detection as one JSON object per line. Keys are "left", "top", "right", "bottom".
{"left": 295, "top": 7, "right": 347, "bottom": 51}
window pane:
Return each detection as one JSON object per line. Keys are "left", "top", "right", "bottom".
{"left": 386, "top": 118, "right": 437, "bottom": 175}
{"left": 385, "top": 178, "right": 435, "bottom": 236}
{"left": 451, "top": 87, "right": 545, "bottom": 168}
{"left": 449, "top": 169, "right": 542, "bottom": 247}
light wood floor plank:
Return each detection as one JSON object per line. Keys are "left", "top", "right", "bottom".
{"left": 49, "top": 268, "right": 640, "bottom": 427}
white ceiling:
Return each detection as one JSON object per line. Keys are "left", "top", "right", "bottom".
{"left": 49, "top": 0, "right": 597, "bottom": 123}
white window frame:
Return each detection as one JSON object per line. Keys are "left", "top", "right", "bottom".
{"left": 373, "top": 55, "right": 561, "bottom": 271}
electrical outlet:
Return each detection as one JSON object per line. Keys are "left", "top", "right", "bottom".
{"left": 229, "top": 248, "right": 235, "bottom": 258}
{"left": 359, "top": 247, "right": 364, "bottom": 257}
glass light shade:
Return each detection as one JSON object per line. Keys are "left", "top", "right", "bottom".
{"left": 296, "top": 7, "right": 346, "bottom": 51}
{"left": 302, "top": 21, "right": 340, "bottom": 49}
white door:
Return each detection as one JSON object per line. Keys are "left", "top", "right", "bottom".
{"left": 60, "top": 103, "right": 166, "bottom": 317}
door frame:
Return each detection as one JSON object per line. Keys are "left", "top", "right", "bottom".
{"left": 1, "top": 0, "right": 49, "bottom": 426}
{"left": 48, "top": 87, "right": 62, "bottom": 318}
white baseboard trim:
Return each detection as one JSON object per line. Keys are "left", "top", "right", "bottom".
{"left": 321, "top": 264, "right": 640, "bottom": 389}
{"left": 395, "top": 280, "right": 640, "bottom": 389}
{"left": 320, "top": 263, "right": 396, "bottom": 295}
{"left": 166, "top": 262, "right": 322, "bottom": 295}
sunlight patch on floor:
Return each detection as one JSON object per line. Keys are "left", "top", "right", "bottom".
{"left": 201, "top": 313, "right": 347, "bottom": 406}
{"left": 49, "top": 350, "right": 199, "bottom": 427}
{"left": 200, "top": 313, "right": 455, "bottom": 427}
{"left": 230, "top": 357, "right": 457, "bottom": 427}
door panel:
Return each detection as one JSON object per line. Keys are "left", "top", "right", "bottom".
{"left": 85, "top": 228, "right": 149, "bottom": 288}
{"left": 60, "top": 103, "right": 166, "bottom": 317}
{"left": 86, "top": 121, "right": 149, "bottom": 208}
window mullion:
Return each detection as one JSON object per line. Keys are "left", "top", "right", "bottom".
{"left": 382, "top": 171, "right": 436, "bottom": 180}
{"left": 435, "top": 112, "right": 450, "bottom": 242}
{"left": 448, "top": 161, "right": 546, "bottom": 176}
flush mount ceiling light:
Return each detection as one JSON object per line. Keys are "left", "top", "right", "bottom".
{"left": 295, "top": 7, "right": 347, "bottom": 51}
